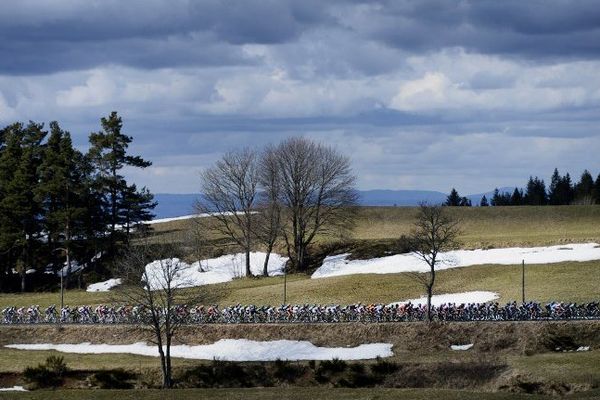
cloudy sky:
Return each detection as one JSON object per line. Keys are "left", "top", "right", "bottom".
{"left": 1, "top": 0, "right": 599, "bottom": 194}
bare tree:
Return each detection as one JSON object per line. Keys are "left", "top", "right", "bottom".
{"left": 113, "top": 241, "right": 202, "bottom": 388}
{"left": 255, "top": 147, "right": 283, "bottom": 276}
{"left": 269, "top": 137, "right": 357, "bottom": 272}
{"left": 198, "top": 149, "right": 259, "bottom": 277}
{"left": 409, "top": 203, "right": 460, "bottom": 322}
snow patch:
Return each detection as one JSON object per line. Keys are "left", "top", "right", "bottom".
{"left": 86, "top": 278, "right": 122, "bottom": 293}
{"left": 577, "top": 346, "right": 590, "bottom": 352}
{"left": 450, "top": 344, "right": 474, "bottom": 351}
{"left": 313, "top": 243, "right": 600, "bottom": 279}
{"left": 6, "top": 340, "right": 393, "bottom": 361}
{"left": 145, "top": 252, "right": 288, "bottom": 289}
{"left": 147, "top": 212, "right": 254, "bottom": 225}
{"left": 390, "top": 291, "right": 499, "bottom": 306}
{"left": 0, "top": 386, "right": 27, "bottom": 391}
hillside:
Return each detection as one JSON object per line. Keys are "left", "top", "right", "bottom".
{"left": 150, "top": 205, "right": 600, "bottom": 249}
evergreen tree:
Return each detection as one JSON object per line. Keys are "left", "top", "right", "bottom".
{"left": 445, "top": 188, "right": 461, "bottom": 206}
{"left": 118, "top": 183, "right": 156, "bottom": 241}
{"left": 0, "top": 122, "right": 46, "bottom": 291}
{"left": 88, "top": 112, "right": 153, "bottom": 258}
{"left": 459, "top": 197, "right": 472, "bottom": 207}
{"left": 548, "top": 168, "right": 562, "bottom": 205}
{"left": 593, "top": 174, "right": 600, "bottom": 205}
{"left": 524, "top": 176, "right": 547, "bottom": 205}
{"left": 491, "top": 188, "right": 511, "bottom": 206}
{"left": 510, "top": 188, "right": 524, "bottom": 206}
{"left": 36, "top": 122, "right": 88, "bottom": 284}
{"left": 574, "top": 169, "right": 594, "bottom": 204}
{"left": 480, "top": 195, "right": 489, "bottom": 206}
{"left": 558, "top": 173, "right": 574, "bottom": 205}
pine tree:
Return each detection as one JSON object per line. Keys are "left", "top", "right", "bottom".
{"left": 445, "top": 188, "right": 461, "bottom": 206}
{"left": 0, "top": 122, "right": 46, "bottom": 291}
{"left": 574, "top": 169, "right": 594, "bottom": 204}
{"left": 118, "top": 183, "right": 156, "bottom": 241}
{"left": 480, "top": 195, "right": 489, "bottom": 206}
{"left": 593, "top": 174, "right": 600, "bottom": 205}
{"left": 510, "top": 188, "right": 524, "bottom": 206}
{"left": 559, "top": 173, "right": 574, "bottom": 205}
{"left": 548, "top": 168, "right": 562, "bottom": 205}
{"left": 525, "top": 176, "right": 547, "bottom": 205}
{"left": 88, "top": 112, "right": 152, "bottom": 258}
{"left": 36, "top": 122, "right": 88, "bottom": 285}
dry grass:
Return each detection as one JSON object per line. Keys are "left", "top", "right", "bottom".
{"left": 0, "top": 387, "right": 571, "bottom": 400}
{"left": 147, "top": 206, "right": 600, "bottom": 250}
{"left": 0, "top": 322, "right": 598, "bottom": 397}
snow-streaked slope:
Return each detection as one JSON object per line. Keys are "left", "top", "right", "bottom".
{"left": 312, "top": 243, "right": 600, "bottom": 279}
{"left": 390, "top": 291, "right": 499, "bottom": 306}
{"left": 145, "top": 252, "right": 287, "bottom": 290}
{"left": 7, "top": 340, "right": 393, "bottom": 361}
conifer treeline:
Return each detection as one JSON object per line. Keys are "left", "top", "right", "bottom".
{"left": 446, "top": 169, "right": 600, "bottom": 207}
{"left": 0, "top": 112, "right": 155, "bottom": 292}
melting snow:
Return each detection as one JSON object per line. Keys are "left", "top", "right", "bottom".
{"left": 0, "top": 386, "right": 27, "bottom": 391}
{"left": 145, "top": 252, "right": 287, "bottom": 289}
{"left": 86, "top": 278, "right": 122, "bottom": 293}
{"left": 450, "top": 344, "right": 474, "bottom": 351}
{"left": 146, "top": 212, "right": 254, "bottom": 225}
{"left": 577, "top": 346, "right": 590, "bottom": 352}
{"left": 390, "top": 291, "right": 499, "bottom": 306}
{"left": 312, "top": 243, "right": 600, "bottom": 279}
{"left": 6, "top": 340, "right": 393, "bottom": 361}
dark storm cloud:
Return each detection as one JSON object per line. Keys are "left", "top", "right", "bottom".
{"left": 0, "top": 0, "right": 333, "bottom": 74}
{"left": 3, "top": 0, "right": 600, "bottom": 75}
{"left": 2, "top": 0, "right": 600, "bottom": 193}
{"left": 354, "top": 0, "right": 600, "bottom": 59}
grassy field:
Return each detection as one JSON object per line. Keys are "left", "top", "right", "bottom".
{"left": 151, "top": 205, "right": 600, "bottom": 250}
{"left": 5, "top": 388, "right": 596, "bottom": 400}
{"left": 1, "top": 260, "right": 598, "bottom": 308}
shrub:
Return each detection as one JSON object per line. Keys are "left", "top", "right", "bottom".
{"left": 371, "top": 358, "right": 399, "bottom": 375}
{"left": 23, "top": 356, "right": 68, "bottom": 388}
{"left": 318, "top": 358, "right": 347, "bottom": 374}
{"left": 91, "top": 369, "right": 136, "bottom": 389}
{"left": 273, "top": 359, "right": 304, "bottom": 383}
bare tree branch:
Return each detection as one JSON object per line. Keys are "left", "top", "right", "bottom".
{"left": 408, "top": 203, "right": 460, "bottom": 322}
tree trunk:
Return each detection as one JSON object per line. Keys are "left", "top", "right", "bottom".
{"left": 263, "top": 245, "right": 272, "bottom": 277}
{"left": 165, "top": 334, "right": 172, "bottom": 388}
{"left": 427, "top": 265, "right": 436, "bottom": 322}
{"left": 20, "top": 272, "right": 26, "bottom": 293}
{"left": 296, "top": 242, "right": 306, "bottom": 272}
{"left": 245, "top": 249, "right": 251, "bottom": 277}
{"left": 155, "top": 334, "right": 170, "bottom": 389}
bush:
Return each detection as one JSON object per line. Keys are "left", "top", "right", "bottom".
{"left": 273, "top": 359, "right": 304, "bottom": 383}
{"left": 23, "top": 356, "right": 68, "bottom": 388}
{"left": 91, "top": 369, "right": 136, "bottom": 389}
{"left": 318, "top": 359, "right": 347, "bottom": 374}
{"left": 180, "top": 360, "right": 273, "bottom": 388}
{"left": 371, "top": 358, "right": 399, "bottom": 375}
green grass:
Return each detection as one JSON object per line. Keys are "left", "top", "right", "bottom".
{"left": 1, "top": 387, "right": 595, "bottom": 400}
{"left": 1, "top": 261, "right": 598, "bottom": 308}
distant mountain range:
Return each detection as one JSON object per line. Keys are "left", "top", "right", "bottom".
{"left": 152, "top": 187, "right": 517, "bottom": 219}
